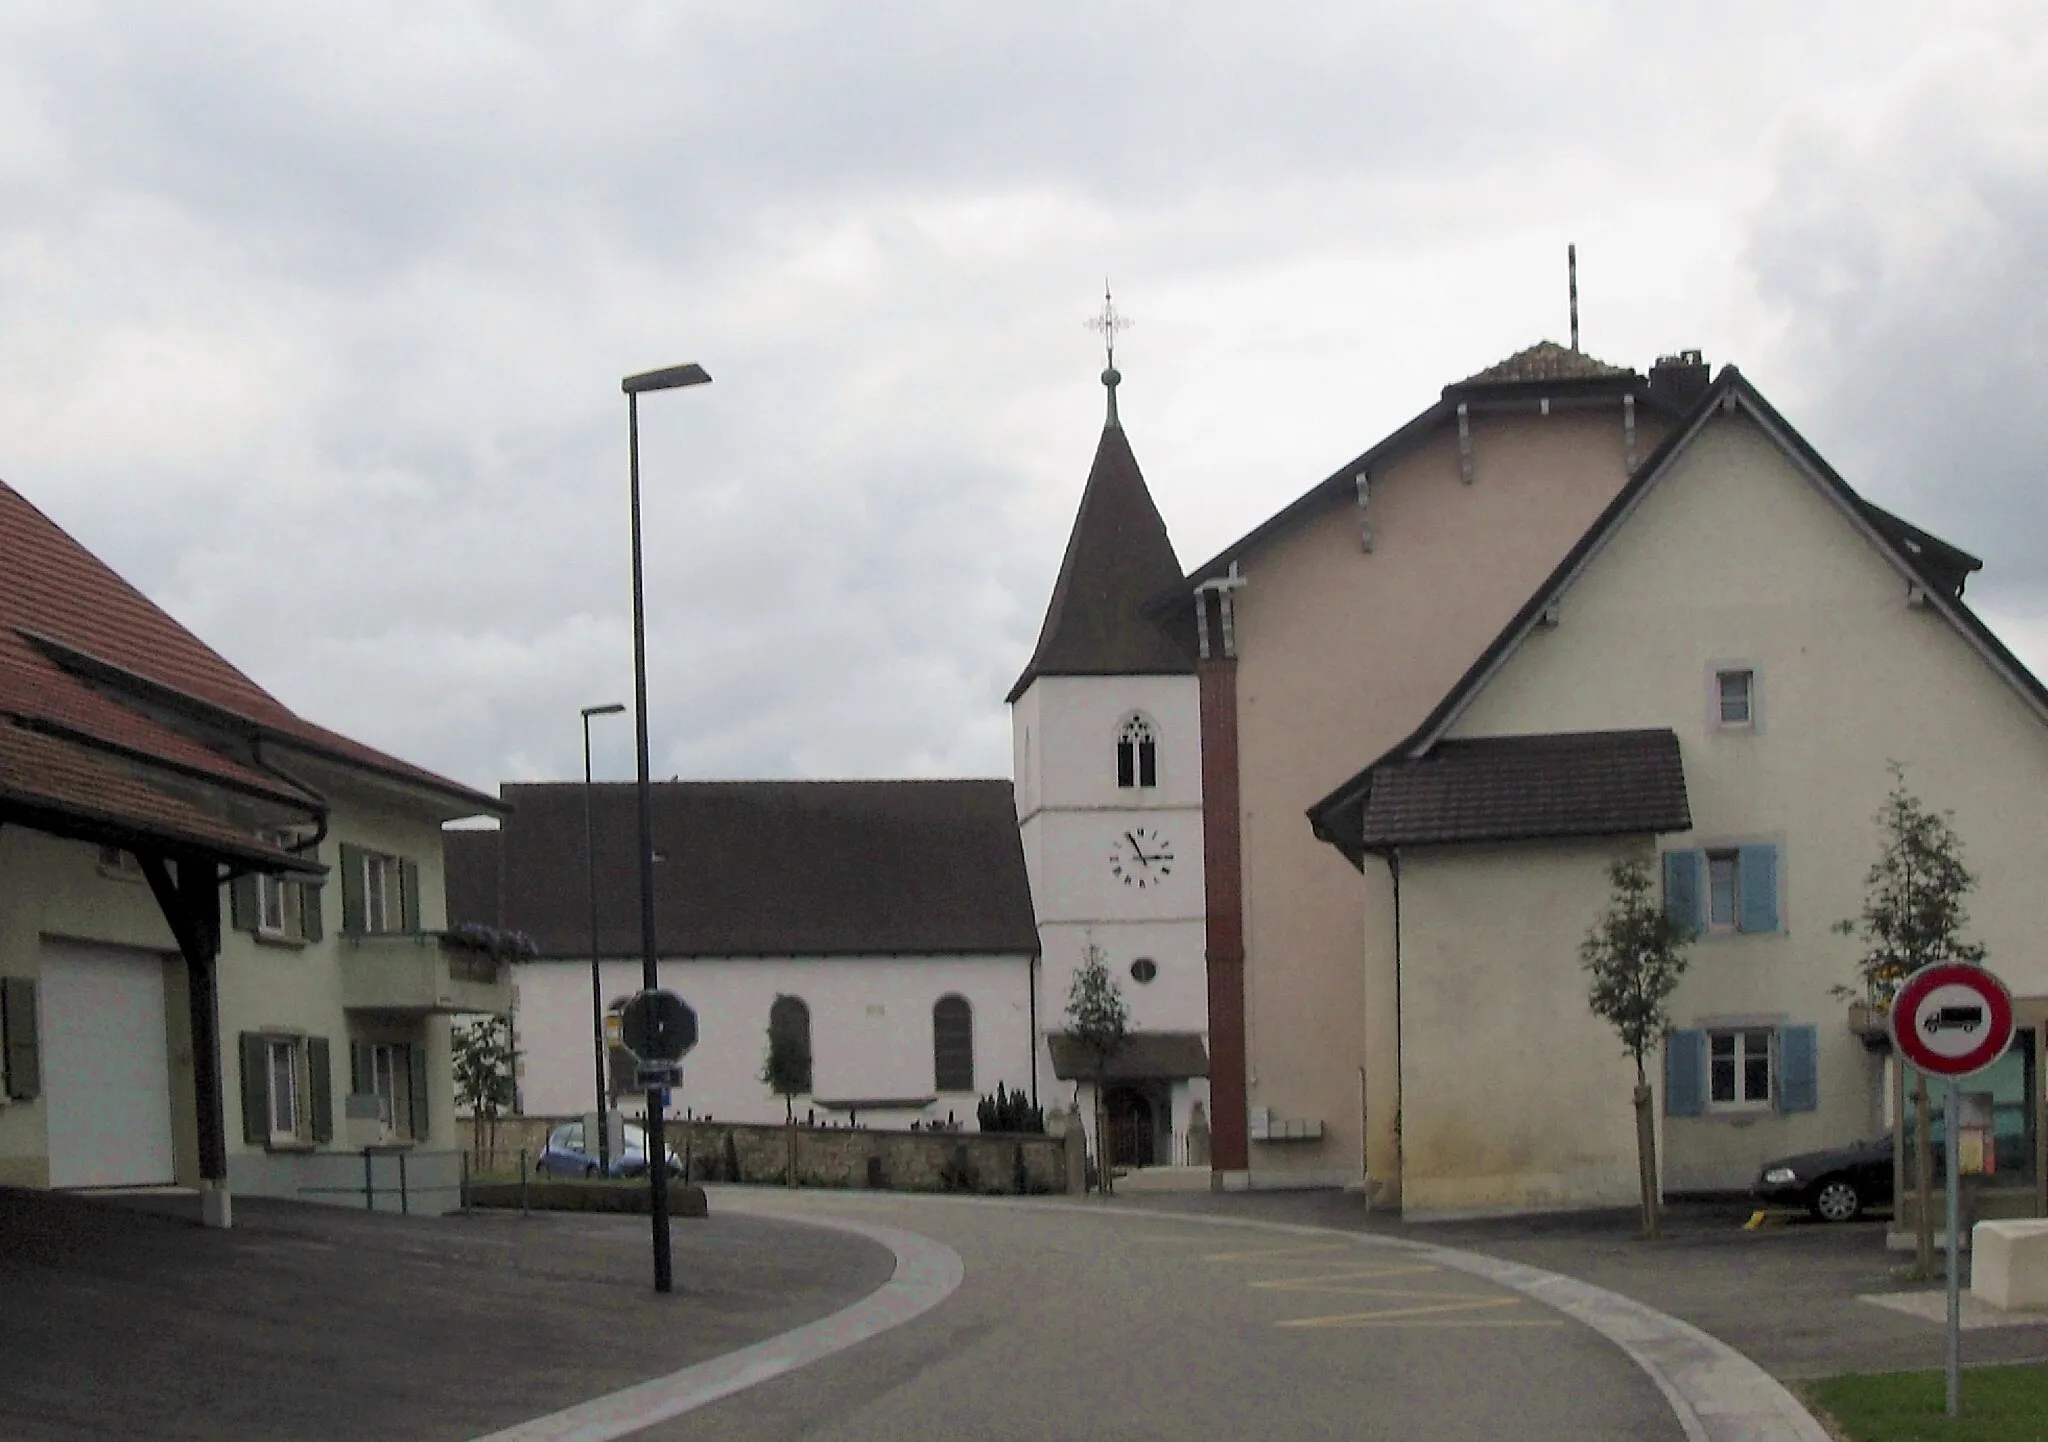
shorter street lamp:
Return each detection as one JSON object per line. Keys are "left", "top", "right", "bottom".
{"left": 581, "top": 702, "right": 627, "bottom": 1176}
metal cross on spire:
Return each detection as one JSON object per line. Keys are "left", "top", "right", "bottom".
{"left": 1086, "top": 283, "right": 1132, "bottom": 428}
{"left": 1086, "top": 282, "right": 1131, "bottom": 372}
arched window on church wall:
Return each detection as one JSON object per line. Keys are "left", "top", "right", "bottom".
{"left": 1116, "top": 714, "right": 1158, "bottom": 789}
{"left": 933, "top": 994, "right": 974, "bottom": 1093}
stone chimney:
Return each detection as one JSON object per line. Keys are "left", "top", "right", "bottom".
{"left": 1648, "top": 350, "right": 1711, "bottom": 408}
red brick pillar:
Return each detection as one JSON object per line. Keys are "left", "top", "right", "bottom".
{"left": 1200, "top": 644, "right": 1249, "bottom": 1176}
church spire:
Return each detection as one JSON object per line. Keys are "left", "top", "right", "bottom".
{"left": 1007, "top": 288, "right": 1192, "bottom": 704}
{"left": 1086, "top": 282, "right": 1131, "bottom": 430}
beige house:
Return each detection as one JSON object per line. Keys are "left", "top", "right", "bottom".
{"left": 1174, "top": 341, "right": 1699, "bottom": 1186}
{"left": 0, "top": 478, "right": 506, "bottom": 1221}
{"left": 1307, "top": 367, "right": 2048, "bottom": 1218}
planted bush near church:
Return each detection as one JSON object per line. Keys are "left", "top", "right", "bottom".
{"left": 976, "top": 1082, "right": 1045, "bottom": 1134}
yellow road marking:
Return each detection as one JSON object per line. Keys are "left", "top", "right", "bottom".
{"left": 1201, "top": 1242, "right": 1353, "bottom": 1263}
{"left": 1249, "top": 1265, "right": 1441, "bottom": 1292}
{"left": 1276, "top": 1295, "right": 1526, "bottom": 1327}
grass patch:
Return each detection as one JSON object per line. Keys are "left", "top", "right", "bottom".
{"left": 1805, "top": 1364, "right": 2048, "bottom": 1441}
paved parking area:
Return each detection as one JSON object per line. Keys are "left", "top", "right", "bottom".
{"left": 0, "top": 1186, "right": 893, "bottom": 1441}
{"left": 1117, "top": 1190, "right": 2048, "bottom": 1380}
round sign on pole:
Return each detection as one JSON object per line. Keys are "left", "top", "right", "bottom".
{"left": 620, "top": 989, "right": 699, "bottom": 1064}
{"left": 1889, "top": 963, "right": 2016, "bottom": 1078}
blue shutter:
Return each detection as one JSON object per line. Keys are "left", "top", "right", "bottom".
{"left": 1738, "top": 845, "right": 1779, "bottom": 933}
{"left": 1664, "top": 1030, "right": 1706, "bottom": 1117}
{"left": 1777, "top": 1025, "right": 1818, "bottom": 1112}
{"left": 1662, "top": 851, "right": 1703, "bottom": 936}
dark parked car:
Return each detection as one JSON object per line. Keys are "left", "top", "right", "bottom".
{"left": 537, "top": 1120, "right": 682, "bottom": 1179}
{"left": 1753, "top": 1134, "right": 1894, "bottom": 1222}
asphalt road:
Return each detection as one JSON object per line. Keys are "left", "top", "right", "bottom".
{"left": 629, "top": 1190, "right": 1686, "bottom": 1442}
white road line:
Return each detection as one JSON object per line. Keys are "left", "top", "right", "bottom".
{"left": 465, "top": 1211, "right": 963, "bottom": 1442}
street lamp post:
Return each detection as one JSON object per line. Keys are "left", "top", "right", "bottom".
{"left": 622, "top": 360, "right": 711, "bottom": 1295}
{"left": 580, "top": 702, "right": 626, "bottom": 1177}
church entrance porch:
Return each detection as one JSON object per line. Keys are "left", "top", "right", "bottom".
{"left": 1104, "top": 1083, "right": 1166, "bottom": 1170}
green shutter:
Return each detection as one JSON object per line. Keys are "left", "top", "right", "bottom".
{"left": 3, "top": 978, "right": 40, "bottom": 1101}
{"left": 1662, "top": 850, "right": 1703, "bottom": 937}
{"left": 338, "top": 844, "right": 365, "bottom": 934}
{"left": 240, "top": 1032, "right": 269, "bottom": 1144}
{"left": 408, "top": 1044, "right": 430, "bottom": 1140}
{"left": 1777, "top": 1025, "right": 1818, "bottom": 1112}
{"left": 1664, "top": 1030, "right": 1706, "bottom": 1117}
{"left": 299, "top": 883, "right": 324, "bottom": 943}
{"left": 398, "top": 859, "right": 421, "bottom": 934}
{"left": 228, "top": 875, "right": 259, "bottom": 933}
{"left": 350, "top": 1041, "right": 370, "bottom": 1096}
{"left": 1738, "top": 845, "right": 1779, "bottom": 934}
{"left": 308, "top": 1037, "right": 334, "bottom": 1142}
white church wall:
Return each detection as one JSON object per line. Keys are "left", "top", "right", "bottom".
{"left": 512, "top": 954, "right": 1039, "bottom": 1129}
{"left": 1023, "top": 675, "right": 1202, "bottom": 816}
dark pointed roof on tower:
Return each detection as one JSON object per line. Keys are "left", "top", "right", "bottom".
{"left": 1007, "top": 379, "right": 1195, "bottom": 704}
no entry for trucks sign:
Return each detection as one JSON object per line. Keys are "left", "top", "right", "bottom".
{"left": 1889, "top": 963, "right": 2016, "bottom": 1078}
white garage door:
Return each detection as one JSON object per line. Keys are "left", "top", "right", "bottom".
{"left": 41, "top": 942, "right": 177, "bottom": 1188}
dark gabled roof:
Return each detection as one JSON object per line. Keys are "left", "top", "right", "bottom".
{"left": 1008, "top": 421, "right": 1194, "bottom": 703}
{"left": 450, "top": 779, "right": 1040, "bottom": 959}
{"left": 1176, "top": 341, "right": 1668, "bottom": 594}
{"left": 1310, "top": 729, "right": 1690, "bottom": 866}
{"left": 1307, "top": 365, "right": 2041, "bottom": 864}
{"left": 1048, "top": 1031, "right": 1209, "bottom": 1081}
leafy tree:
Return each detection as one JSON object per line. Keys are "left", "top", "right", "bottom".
{"left": 1832, "top": 763, "right": 1986, "bottom": 1004}
{"left": 1064, "top": 945, "right": 1130, "bottom": 1195}
{"left": 1582, "top": 855, "right": 1692, "bottom": 1239}
{"left": 760, "top": 998, "right": 812, "bottom": 1187}
{"left": 453, "top": 1014, "right": 518, "bottom": 1165}
{"left": 1833, "top": 763, "right": 1985, "bottom": 1275}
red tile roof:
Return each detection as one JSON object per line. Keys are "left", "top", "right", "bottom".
{"left": 0, "top": 476, "right": 496, "bottom": 859}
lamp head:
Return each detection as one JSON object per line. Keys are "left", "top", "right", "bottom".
{"left": 622, "top": 363, "right": 711, "bottom": 394}
{"left": 581, "top": 703, "right": 627, "bottom": 718}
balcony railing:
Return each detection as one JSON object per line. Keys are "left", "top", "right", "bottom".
{"left": 338, "top": 930, "right": 513, "bottom": 1014}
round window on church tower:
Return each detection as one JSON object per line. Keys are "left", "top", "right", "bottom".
{"left": 1129, "top": 958, "right": 1158, "bottom": 985}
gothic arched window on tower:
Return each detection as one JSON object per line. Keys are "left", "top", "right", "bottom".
{"left": 1116, "top": 715, "right": 1158, "bottom": 789}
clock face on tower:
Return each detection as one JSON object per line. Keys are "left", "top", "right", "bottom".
{"left": 1109, "top": 826, "right": 1175, "bottom": 888}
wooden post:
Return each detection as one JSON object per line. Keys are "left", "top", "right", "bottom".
{"left": 1634, "top": 1082, "right": 1660, "bottom": 1239}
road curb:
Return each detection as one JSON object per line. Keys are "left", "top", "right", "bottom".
{"left": 464, "top": 1208, "right": 963, "bottom": 1442}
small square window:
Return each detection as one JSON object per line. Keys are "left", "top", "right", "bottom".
{"left": 1717, "top": 669, "right": 1754, "bottom": 727}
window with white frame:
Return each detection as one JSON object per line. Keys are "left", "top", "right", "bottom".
{"left": 1116, "top": 715, "right": 1158, "bottom": 789}
{"left": 363, "top": 852, "right": 398, "bottom": 932}
{"left": 340, "top": 843, "right": 417, "bottom": 936}
{"left": 369, "top": 1042, "right": 415, "bottom": 1137}
{"left": 267, "top": 1036, "right": 303, "bottom": 1143}
{"left": 1706, "top": 850, "right": 1740, "bottom": 932}
{"left": 1716, "top": 668, "right": 1755, "bottom": 728}
{"left": 1708, "top": 1029, "right": 1773, "bottom": 1109}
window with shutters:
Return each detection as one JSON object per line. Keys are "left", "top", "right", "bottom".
{"left": 240, "top": 1032, "right": 333, "bottom": 1148}
{"left": 1116, "top": 715, "right": 1158, "bottom": 790}
{"left": 1708, "top": 1029, "right": 1774, "bottom": 1109}
{"left": 340, "top": 843, "right": 420, "bottom": 936}
{"left": 933, "top": 995, "right": 973, "bottom": 1092}
{"left": 369, "top": 1043, "right": 416, "bottom": 1138}
{"left": 1663, "top": 844, "right": 1781, "bottom": 936}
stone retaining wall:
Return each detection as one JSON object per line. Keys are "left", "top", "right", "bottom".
{"left": 465, "top": 1115, "right": 1066, "bottom": 1196}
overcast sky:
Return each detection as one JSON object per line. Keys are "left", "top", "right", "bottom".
{"left": 3, "top": 2, "right": 2043, "bottom": 798}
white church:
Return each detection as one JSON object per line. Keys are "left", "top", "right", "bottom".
{"left": 448, "top": 358, "right": 1214, "bottom": 1174}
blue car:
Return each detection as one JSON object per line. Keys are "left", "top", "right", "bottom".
{"left": 537, "top": 1120, "right": 683, "bottom": 1179}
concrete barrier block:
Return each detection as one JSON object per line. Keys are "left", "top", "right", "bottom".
{"left": 1970, "top": 1218, "right": 2048, "bottom": 1311}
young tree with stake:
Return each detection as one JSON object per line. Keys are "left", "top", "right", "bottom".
{"left": 1834, "top": 763, "right": 1985, "bottom": 1276}
{"left": 761, "top": 998, "right": 812, "bottom": 1188}
{"left": 1065, "top": 945, "right": 1130, "bottom": 1195}
{"left": 1582, "top": 855, "right": 1693, "bottom": 1239}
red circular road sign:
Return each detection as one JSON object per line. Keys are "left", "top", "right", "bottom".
{"left": 1889, "top": 963, "right": 2015, "bottom": 1078}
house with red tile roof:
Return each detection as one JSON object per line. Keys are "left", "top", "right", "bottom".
{"left": 0, "top": 478, "right": 505, "bottom": 1221}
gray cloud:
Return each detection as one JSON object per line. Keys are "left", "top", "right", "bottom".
{"left": 2, "top": 2, "right": 2043, "bottom": 796}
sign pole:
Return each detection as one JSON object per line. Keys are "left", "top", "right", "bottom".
{"left": 1946, "top": 1074, "right": 1962, "bottom": 1419}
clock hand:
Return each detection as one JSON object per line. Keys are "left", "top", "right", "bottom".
{"left": 1124, "top": 831, "right": 1150, "bottom": 864}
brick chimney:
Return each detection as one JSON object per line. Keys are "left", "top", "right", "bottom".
{"left": 1648, "top": 350, "right": 1711, "bottom": 408}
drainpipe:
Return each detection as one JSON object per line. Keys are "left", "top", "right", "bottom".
{"left": 250, "top": 739, "right": 331, "bottom": 855}
{"left": 1027, "top": 952, "right": 1040, "bottom": 1113}
{"left": 1388, "top": 847, "right": 1404, "bottom": 1190}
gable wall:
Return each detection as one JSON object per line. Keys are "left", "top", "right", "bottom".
{"left": 1437, "top": 410, "right": 2048, "bottom": 1192}
{"left": 1232, "top": 405, "right": 1660, "bottom": 1185}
